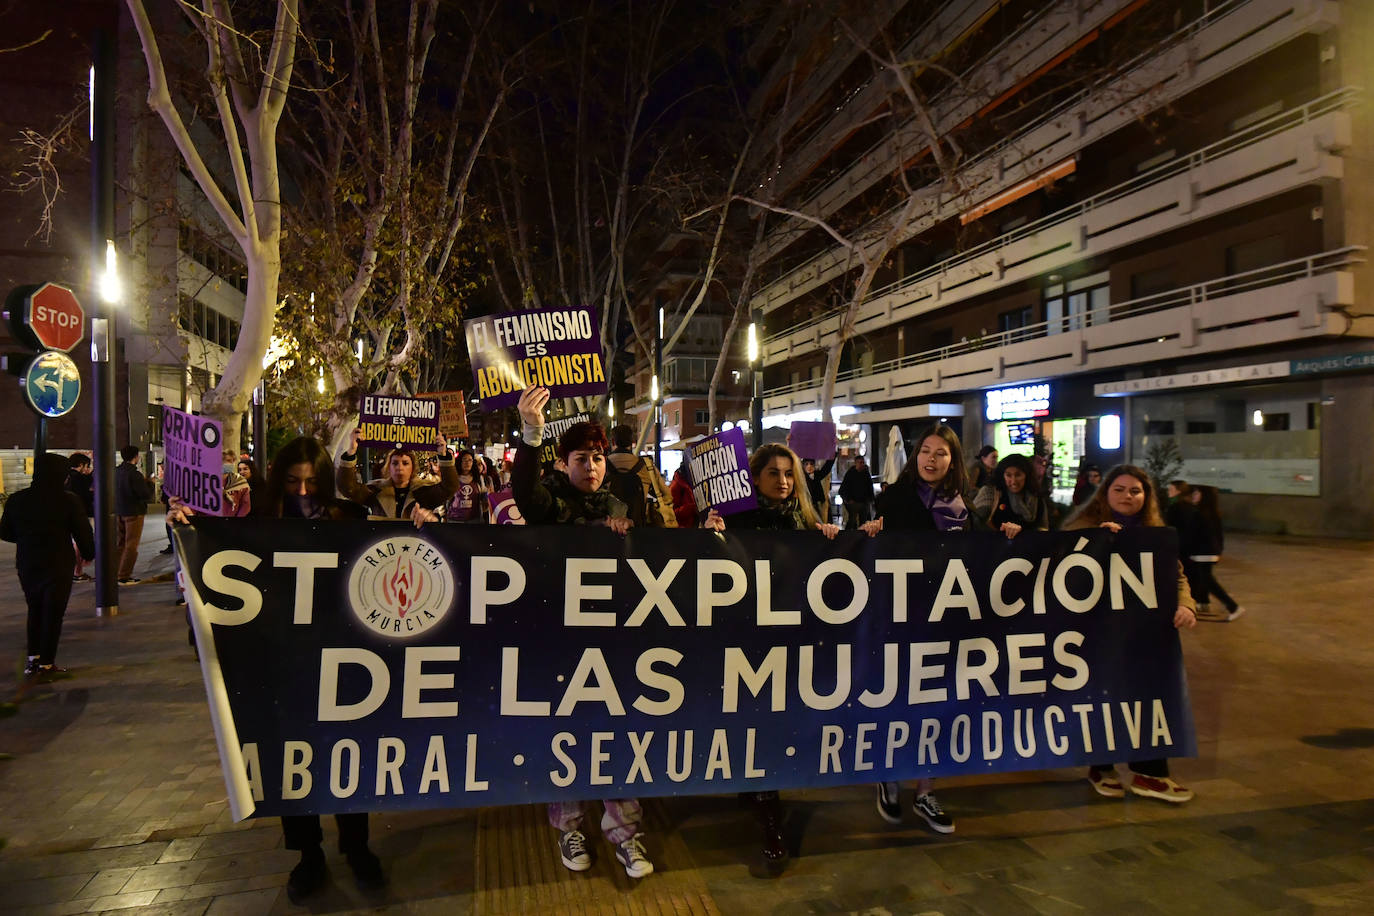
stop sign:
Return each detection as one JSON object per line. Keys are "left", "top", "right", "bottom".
{"left": 23, "top": 283, "right": 85, "bottom": 352}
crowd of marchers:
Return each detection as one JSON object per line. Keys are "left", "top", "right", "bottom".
{"left": 0, "top": 384, "right": 1246, "bottom": 900}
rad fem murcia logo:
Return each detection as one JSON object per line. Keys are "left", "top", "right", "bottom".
{"left": 347, "top": 535, "right": 456, "bottom": 638}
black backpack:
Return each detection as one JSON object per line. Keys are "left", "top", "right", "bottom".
{"left": 604, "top": 458, "right": 648, "bottom": 527}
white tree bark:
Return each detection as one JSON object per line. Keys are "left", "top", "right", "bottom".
{"left": 125, "top": 0, "right": 299, "bottom": 453}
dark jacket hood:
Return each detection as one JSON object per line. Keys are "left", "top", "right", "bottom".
{"left": 32, "top": 452, "right": 71, "bottom": 492}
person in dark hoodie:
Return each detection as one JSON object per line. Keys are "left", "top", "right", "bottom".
{"left": 66, "top": 453, "right": 95, "bottom": 581}
{"left": 1, "top": 452, "right": 95, "bottom": 680}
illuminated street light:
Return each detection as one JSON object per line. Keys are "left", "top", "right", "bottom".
{"left": 651, "top": 374, "right": 659, "bottom": 403}
{"left": 98, "top": 239, "right": 120, "bottom": 303}
{"left": 747, "top": 322, "right": 758, "bottom": 363}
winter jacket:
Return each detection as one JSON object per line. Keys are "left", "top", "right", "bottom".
{"left": 66, "top": 468, "right": 94, "bottom": 516}
{"left": 114, "top": 460, "right": 154, "bottom": 516}
{"left": 512, "top": 438, "right": 626, "bottom": 526}
{"left": 669, "top": 471, "right": 698, "bottom": 528}
{"left": 606, "top": 449, "right": 678, "bottom": 527}
{"left": 838, "top": 465, "right": 875, "bottom": 503}
{"left": 336, "top": 452, "right": 459, "bottom": 518}
{"left": 805, "top": 458, "right": 834, "bottom": 513}
{"left": 1, "top": 452, "right": 94, "bottom": 575}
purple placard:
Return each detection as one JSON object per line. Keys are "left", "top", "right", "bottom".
{"left": 161, "top": 406, "right": 226, "bottom": 516}
{"left": 788, "top": 420, "right": 837, "bottom": 460}
{"left": 464, "top": 307, "right": 607, "bottom": 408}
{"left": 684, "top": 426, "right": 756, "bottom": 516}
{"left": 488, "top": 488, "right": 526, "bottom": 525}
{"left": 358, "top": 394, "right": 441, "bottom": 450}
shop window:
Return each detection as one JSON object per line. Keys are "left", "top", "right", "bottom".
{"left": 1144, "top": 420, "right": 1175, "bottom": 435}
{"left": 1261, "top": 413, "right": 1290, "bottom": 431}
{"left": 1186, "top": 420, "right": 1217, "bottom": 434}
{"left": 1225, "top": 235, "right": 1284, "bottom": 275}
{"left": 1130, "top": 266, "right": 1174, "bottom": 300}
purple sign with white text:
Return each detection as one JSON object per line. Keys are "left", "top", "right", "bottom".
{"left": 788, "top": 420, "right": 837, "bottom": 460}
{"left": 684, "top": 427, "right": 755, "bottom": 516}
{"left": 464, "top": 307, "right": 607, "bottom": 408}
{"left": 162, "top": 406, "right": 226, "bottom": 516}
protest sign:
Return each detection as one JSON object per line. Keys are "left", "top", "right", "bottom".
{"left": 488, "top": 488, "right": 525, "bottom": 525}
{"left": 162, "top": 406, "right": 225, "bottom": 515}
{"left": 464, "top": 307, "right": 607, "bottom": 408}
{"left": 358, "top": 394, "right": 441, "bottom": 451}
{"left": 536, "top": 413, "right": 592, "bottom": 470}
{"left": 416, "top": 390, "right": 468, "bottom": 439}
{"left": 789, "top": 421, "right": 837, "bottom": 460}
{"left": 177, "top": 521, "right": 1193, "bottom": 821}
{"left": 685, "top": 427, "right": 755, "bottom": 515}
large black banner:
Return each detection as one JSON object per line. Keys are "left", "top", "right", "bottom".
{"left": 175, "top": 520, "right": 1194, "bottom": 820}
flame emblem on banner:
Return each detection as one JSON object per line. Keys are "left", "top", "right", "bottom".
{"left": 347, "top": 535, "right": 457, "bottom": 639}
{"left": 381, "top": 555, "right": 426, "bottom": 617}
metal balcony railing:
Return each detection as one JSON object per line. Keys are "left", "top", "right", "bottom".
{"left": 762, "top": 246, "right": 1367, "bottom": 399}
{"left": 763, "top": 85, "right": 1360, "bottom": 348}
{"left": 754, "top": 0, "right": 1274, "bottom": 304}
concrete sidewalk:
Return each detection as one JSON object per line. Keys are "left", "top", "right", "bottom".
{"left": 1, "top": 533, "right": 1372, "bottom": 915}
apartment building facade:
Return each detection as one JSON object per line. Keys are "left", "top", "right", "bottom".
{"left": 0, "top": 4, "right": 248, "bottom": 488}
{"left": 748, "top": 0, "right": 1374, "bottom": 537}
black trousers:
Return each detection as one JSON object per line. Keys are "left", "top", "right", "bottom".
{"left": 281, "top": 813, "right": 370, "bottom": 854}
{"left": 1091, "top": 759, "right": 1168, "bottom": 777}
{"left": 21, "top": 569, "right": 73, "bottom": 665}
{"left": 1183, "top": 560, "right": 1237, "bottom": 612}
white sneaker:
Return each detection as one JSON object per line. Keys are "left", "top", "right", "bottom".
{"left": 1225, "top": 606, "right": 1247, "bottom": 622}
{"left": 558, "top": 829, "right": 592, "bottom": 871}
{"left": 614, "top": 835, "right": 654, "bottom": 878}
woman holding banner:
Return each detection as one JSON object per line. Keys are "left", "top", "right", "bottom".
{"left": 513, "top": 385, "right": 655, "bottom": 880}
{"left": 1063, "top": 465, "right": 1198, "bottom": 803}
{"left": 703, "top": 442, "right": 840, "bottom": 872}
{"left": 972, "top": 453, "right": 1050, "bottom": 537}
{"left": 861, "top": 424, "right": 973, "bottom": 835}
{"left": 171, "top": 437, "right": 384, "bottom": 899}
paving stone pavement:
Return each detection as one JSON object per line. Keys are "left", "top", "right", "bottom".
{"left": 1, "top": 528, "right": 1372, "bottom": 915}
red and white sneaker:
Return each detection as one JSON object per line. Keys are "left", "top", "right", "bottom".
{"left": 1129, "top": 773, "right": 1193, "bottom": 803}
{"left": 1087, "top": 767, "right": 1124, "bottom": 798}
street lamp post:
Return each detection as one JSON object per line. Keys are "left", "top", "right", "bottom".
{"left": 90, "top": 32, "right": 119, "bottom": 617}
{"left": 654, "top": 306, "right": 663, "bottom": 470}
{"left": 748, "top": 316, "right": 762, "bottom": 450}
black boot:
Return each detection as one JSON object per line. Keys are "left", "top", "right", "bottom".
{"left": 346, "top": 847, "right": 386, "bottom": 890}
{"left": 287, "top": 845, "right": 327, "bottom": 902}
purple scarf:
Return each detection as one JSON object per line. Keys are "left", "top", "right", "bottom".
{"left": 1111, "top": 510, "right": 1144, "bottom": 528}
{"left": 919, "top": 481, "right": 969, "bottom": 531}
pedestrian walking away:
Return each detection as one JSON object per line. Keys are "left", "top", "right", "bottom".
{"left": 65, "top": 453, "right": 95, "bottom": 580}
{"left": 605, "top": 424, "right": 678, "bottom": 528}
{"left": 1, "top": 452, "right": 95, "bottom": 681}
{"left": 513, "top": 385, "right": 654, "bottom": 880}
{"left": 113, "top": 444, "right": 154, "bottom": 583}
{"left": 1064, "top": 466, "right": 1198, "bottom": 803}
{"left": 838, "top": 454, "right": 876, "bottom": 529}
{"left": 862, "top": 424, "right": 975, "bottom": 835}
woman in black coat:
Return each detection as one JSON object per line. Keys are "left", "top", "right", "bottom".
{"left": 1, "top": 452, "right": 94, "bottom": 679}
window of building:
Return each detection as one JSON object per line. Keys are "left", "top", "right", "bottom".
{"left": 1261, "top": 413, "right": 1290, "bottom": 431}
{"left": 1186, "top": 420, "right": 1217, "bottom": 434}
{"left": 1225, "top": 234, "right": 1285, "bottom": 275}
{"left": 997, "top": 306, "right": 1033, "bottom": 336}
{"left": 928, "top": 327, "right": 954, "bottom": 350}
{"left": 694, "top": 409, "right": 709, "bottom": 426}
{"left": 1144, "top": 420, "right": 1175, "bottom": 435}
{"left": 1130, "top": 266, "right": 1175, "bottom": 300}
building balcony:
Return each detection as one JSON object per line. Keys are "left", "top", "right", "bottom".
{"left": 752, "top": 0, "right": 1341, "bottom": 314}
{"left": 762, "top": 87, "right": 1355, "bottom": 365}
{"left": 763, "top": 247, "right": 1364, "bottom": 415}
